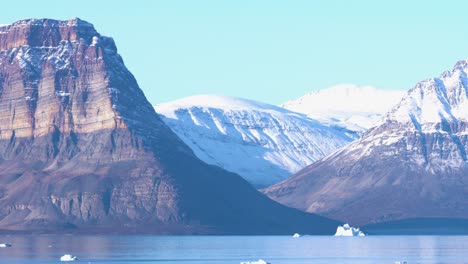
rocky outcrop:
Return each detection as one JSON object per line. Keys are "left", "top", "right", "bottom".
{"left": 264, "top": 60, "right": 468, "bottom": 226}
{"left": 0, "top": 18, "right": 100, "bottom": 51}
{"left": 0, "top": 18, "right": 340, "bottom": 234}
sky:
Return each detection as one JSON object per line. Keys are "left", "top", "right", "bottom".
{"left": 3, "top": 0, "right": 468, "bottom": 105}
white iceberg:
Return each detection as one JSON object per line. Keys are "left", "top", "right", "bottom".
{"left": 60, "top": 254, "right": 78, "bottom": 261}
{"left": 292, "top": 233, "right": 301, "bottom": 238}
{"left": 0, "top": 243, "right": 11, "bottom": 247}
{"left": 334, "top": 223, "right": 365, "bottom": 236}
{"left": 240, "top": 259, "right": 271, "bottom": 264}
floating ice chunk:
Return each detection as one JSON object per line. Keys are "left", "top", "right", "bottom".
{"left": 292, "top": 233, "right": 301, "bottom": 238}
{"left": 60, "top": 254, "right": 77, "bottom": 261}
{"left": 0, "top": 243, "right": 11, "bottom": 247}
{"left": 334, "top": 223, "right": 365, "bottom": 236}
{"left": 240, "top": 259, "right": 270, "bottom": 264}
{"left": 394, "top": 262, "right": 407, "bottom": 264}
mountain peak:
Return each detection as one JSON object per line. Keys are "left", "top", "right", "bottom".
{"left": 310, "top": 84, "right": 381, "bottom": 95}
{"left": 0, "top": 18, "right": 340, "bottom": 234}
{"left": 157, "top": 94, "right": 293, "bottom": 118}
{"left": 452, "top": 59, "right": 468, "bottom": 71}
{"left": 0, "top": 17, "right": 94, "bottom": 30}
{"left": 386, "top": 60, "right": 468, "bottom": 128}
{"left": 265, "top": 59, "right": 468, "bottom": 226}
{"left": 281, "top": 84, "right": 405, "bottom": 131}
{"left": 284, "top": 84, "right": 404, "bottom": 114}
{"left": 0, "top": 18, "right": 103, "bottom": 51}
{"left": 156, "top": 95, "right": 356, "bottom": 187}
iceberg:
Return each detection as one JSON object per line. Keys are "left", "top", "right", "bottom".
{"left": 60, "top": 254, "right": 78, "bottom": 261}
{"left": 240, "top": 259, "right": 271, "bottom": 264}
{"left": 0, "top": 243, "right": 11, "bottom": 247}
{"left": 292, "top": 233, "right": 301, "bottom": 238}
{"left": 334, "top": 223, "right": 365, "bottom": 236}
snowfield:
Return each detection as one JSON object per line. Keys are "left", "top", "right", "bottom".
{"left": 281, "top": 84, "right": 405, "bottom": 132}
{"left": 155, "top": 95, "right": 357, "bottom": 187}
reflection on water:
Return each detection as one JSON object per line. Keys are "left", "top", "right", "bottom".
{"left": 0, "top": 235, "right": 467, "bottom": 264}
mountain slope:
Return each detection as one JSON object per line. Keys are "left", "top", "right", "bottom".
{"left": 156, "top": 95, "right": 357, "bottom": 187}
{"left": 265, "top": 61, "right": 468, "bottom": 226}
{"left": 0, "top": 18, "right": 341, "bottom": 234}
{"left": 281, "top": 84, "right": 405, "bottom": 132}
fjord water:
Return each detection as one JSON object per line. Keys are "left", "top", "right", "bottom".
{"left": 0, "top": 235, "right": 467, "bottom": 264}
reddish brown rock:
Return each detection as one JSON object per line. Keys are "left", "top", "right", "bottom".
{"left": 0, "top": 18, "right": 339, "bottom": 234}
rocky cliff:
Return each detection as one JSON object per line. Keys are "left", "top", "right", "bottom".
{"left": 0, "top": 18, "right": 339, "bottom": 234}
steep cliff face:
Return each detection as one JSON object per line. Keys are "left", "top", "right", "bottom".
{"left": 0, "top": 18, "right": 339, "bottom": 234}
{"left": 264, "top": 60, "right": 468, "bottom": 226}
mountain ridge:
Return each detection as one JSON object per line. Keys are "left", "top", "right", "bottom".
{"left": 156, "top": 94, "right": 357, "bottom": 187}
{"left": 265, "top": 61, "right": 468, "bottom": 226}
{"left": 281, "top": 84, "right": 405, "bottom": 132}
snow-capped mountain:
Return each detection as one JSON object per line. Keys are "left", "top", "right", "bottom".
{"left": 155, "top": 95, "right": 357, "bottom": 187}
{"left": 387, "top": 60, "right": 468, "bottom": 129}
{"left": 281, "top": 84, "right": 405, "bottom": 132}
{"left": 265, "top": 61, "right": 468, "bottom": 226}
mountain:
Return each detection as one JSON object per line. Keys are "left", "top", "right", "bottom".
{"left": 0, "top": 18, "right": 341, "bottom": 234}
{"left": 281, "top": 84, "right": 405, "bottom": 132}
{"left": 155, "top": 95, "right": 357, "bottom": 187}
{"left": 264, "top": 61, "right": 468, "bottom": 226}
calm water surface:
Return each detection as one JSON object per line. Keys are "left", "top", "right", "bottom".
{"left": 0, "top": 235, "right": 466, "bottom": 264}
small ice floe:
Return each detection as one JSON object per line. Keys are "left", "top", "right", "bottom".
{"left": 240, "top": 259, "right": 271, "bottom": 264}
{"left": 0, "top": 243, "right": 11, "bottom": 247}
{"left": 292, "top": 233, "right": 301, "bottom": 238}
{"left": 334, "top": 223, "right": 365, "bottom": 236}
{"left": 395, "top": 262, "right": 407, "bottom": 264}
{"left": 60, "top": 254, "right": 78, "bottom": 261}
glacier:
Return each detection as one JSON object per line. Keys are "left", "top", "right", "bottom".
{"left": 281, "top": 84, "right": 405, "bottom": 132}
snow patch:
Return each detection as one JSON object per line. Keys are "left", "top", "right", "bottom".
{"left": 91, "top": 36, "right": 100, "bottom": 46}
{"left": 56, "top": 91, "right": 70, "bottom": 97}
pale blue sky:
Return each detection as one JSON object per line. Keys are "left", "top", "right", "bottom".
{"left": 4, "top": 0, "right": 468, "bottom": 104}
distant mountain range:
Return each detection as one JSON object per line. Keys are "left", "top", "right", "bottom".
{"left": 2, "top": 17, "right": 466, "bottom": 235}
{"left": 156, "top": 95, "right": 357, "bottom": 187}
{"left": 264, "top": 61, "right": 468, "bottom": 226}
{"left": 0, "top": 18, "right": 340, "bottom": 234}
{"left": 281, "top": 84, "right": 405, "bottom": 132}
{"left": 155, "top": 86, "right": 405, "bottom": 187}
